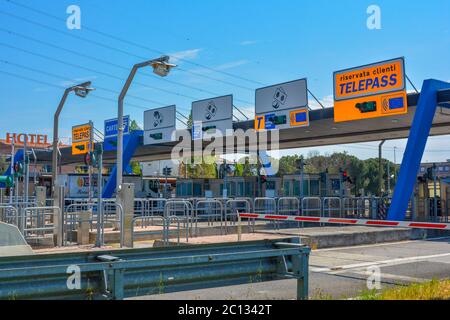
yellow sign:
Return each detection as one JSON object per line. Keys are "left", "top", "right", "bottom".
{"left": 255, "top": 115, "right": 265, "bottom": 131}
{"left": 72, "top": 123, "right": 92, "bottom": 142}
{"left": 72, "top": 123, "right": 92, "bottom": 155}
{"left": 289, "top": 109, "right": 309, "bottom": 127}
{"left": 72, "top": 141, "right": 92, "bottom": 155}
{"left": 333, "top": 57, "right": 407, "bottom": 122}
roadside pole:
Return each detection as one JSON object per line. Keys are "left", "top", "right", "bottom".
{"left": 96, "top": 144, "right": 103, "bottom": 247}
{"left": 9, "top": 141, "right": 14, "bottom": 204}
{"left": 88, "top": 121, "right": 93, "bottom": 203}
{"left": 433, "top": 163, "right": 438, "bottom": 221}
{"left": 24, "top": 139, "right": 29, "bottom": 203}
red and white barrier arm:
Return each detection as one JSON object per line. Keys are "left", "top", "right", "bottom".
{"left": 239, "top": 213, "right": 450, "bottom": 230}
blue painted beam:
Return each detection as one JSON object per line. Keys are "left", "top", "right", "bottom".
{"left": 388, "top": 79, "right": 450, "bottom": 221}
{"left": 102, "top": 130, "right": 142, "bottom": 198}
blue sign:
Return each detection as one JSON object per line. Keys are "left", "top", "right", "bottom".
{"left": 104, "top": 134, "right": 131, "bottom": 152}
{"left": 104, "top": 115, "right": 130, "bottom": 137}
{"left": 264, "top": 113, "right": 276, "bottom": 130}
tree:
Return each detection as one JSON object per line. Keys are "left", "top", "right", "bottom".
{"left": 129, "top": 120, "right": 142, "bottom": 175}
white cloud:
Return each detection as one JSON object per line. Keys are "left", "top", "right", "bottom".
{"left": 170, "top": 48, "right": 202, "bottom": 62}
{"left": 308, "top": 94, "right": 334, "bottom": 109}
{"left": 215, "top": 59, "right": 249, "bottom": 71}
{"left": 240, "top": 40, "right": 258, "bottom": 46}
{"left": 58, "top": 76, "right": 97, "bottom": 88}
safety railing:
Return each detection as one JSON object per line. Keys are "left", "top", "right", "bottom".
{"left": 301, "top": 197, "right": 321, "bottom": 216}
{"left": 224, "top": 199, "right": 252, "bottom": 233}
{"left": 323, "top": 197, "right": 341, "bottom": 218}
{"left": 20, "top": 206, "right": 60, "bottom": 242}
{"left": 194, "top": 199, "right": 224, "bottom": 235}
{"left": 63, "top": 202, "right": 124, "bottom": 247}
{"left": 0, "top": 237, "right": 310, "bottom": 300}
{"left": 131, "top": 215, "right": 181, "bottom": 248}
{"left": 164, "top": 200, "right": 194, "bottom": 242}
{"left": 0, "top": 205, "right": 19, "bottom": 226}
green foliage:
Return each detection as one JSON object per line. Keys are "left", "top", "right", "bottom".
{"left": 129, "top": 120, "right": 141, "bottom": 131}
{"left": 278, "top": 151, "right": 398, "bottom": 196}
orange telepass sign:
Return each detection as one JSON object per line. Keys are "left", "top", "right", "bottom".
{"left": 333, "top": 57, "right": 407, "bottom": 122}
{"left": 72, "top": 141, "right": 92, "bottom": 155}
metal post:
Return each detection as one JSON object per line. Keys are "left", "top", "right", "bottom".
{"left": 52, "top": 89, "right": 70, "bottom": 198}
{"left": 299, "top": 159, "right": 304, "bottom": 199}
{"left": 96, "top": 145, "right": 103, "bottom": 247}
{"left": 24, "top": 139, "right": 29, "bottom": 203}
{"left": 223, "top": 159, "right": 228, "bottom": 198}
{"left": 378, "top": 140, "right": 386, "bottom": 196}
{"left": 88, "top": 120, "right": 93, "bottom": 203}
{"left": 9, "top": 141, "right": 14, "bottom": 204}
{"left": 117, "top": 62, "right": 150, "bottom": 197}
{"left": 387, "top": 161, "right": 391, "bottom": 196}
{"left": 433, "top": 163, "right": 438, "bottom": 221}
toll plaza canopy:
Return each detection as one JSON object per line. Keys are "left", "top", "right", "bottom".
{"left": 33, "top": 90, "right": 450, "bottom": 165}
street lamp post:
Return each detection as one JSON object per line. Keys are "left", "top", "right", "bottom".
{"left": 52, "top": 81, "right": 94, "bottom": 197}
{"left": 116, "top": 56, "right": 176, "bottom": 196}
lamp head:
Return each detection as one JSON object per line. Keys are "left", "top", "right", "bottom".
{"left": 150, "top": 56, "right": 177, "bottom": 77}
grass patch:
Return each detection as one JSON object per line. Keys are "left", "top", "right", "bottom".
{"left": 360, "top": 279, "right": 450, "bottom": 300}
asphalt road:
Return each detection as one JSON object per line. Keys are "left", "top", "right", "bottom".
{"left": 130, "top": 236, "right": 450, "bottom": 300}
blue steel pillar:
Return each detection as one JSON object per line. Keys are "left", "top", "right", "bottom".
{"left": 387, "top": 79, "right": 450, "bottom": 221}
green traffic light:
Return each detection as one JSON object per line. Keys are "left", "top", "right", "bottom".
{"left": 355, "top": 101, "right": 377, "bottom": 113}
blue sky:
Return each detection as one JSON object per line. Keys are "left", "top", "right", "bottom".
{"left": 0, "top": 0, "right": 449, "bottom": 163}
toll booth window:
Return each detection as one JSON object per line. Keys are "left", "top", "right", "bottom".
{"left": 193, "top": 183, "right": 202, "bottom": 197}
{"left": 310, "top": 180, "right": 320, "bottom": 196}
{"left": 331, "top": 179, "right": 340, "bottom": 191}
{"left": 284, "top": 181, "right": 290, "bottom": 196}
{"left": 245, "top": 181, "right": 253, "bottom": 197}
{"left": 266, "top": 181, "right": 275, "bottom": 190}
{"left": 238, "top": 182, "right": 244, "bottom": 196}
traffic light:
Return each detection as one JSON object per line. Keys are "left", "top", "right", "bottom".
{"left": 261, "top": 176, "right": 267, "bottom": 184}
{"left": 426, "top": 167, "right": 433, "bottom": 180}
{"left": 14, "top": 162, "right": 23, "bottom": 177}
{"left": 320, "top": 172, "right": 326, "bottom": 183}
{"left": 356, "top": 101, "right": 377, "bottom": 113}
{"left": 84, "top": 151, "right": 97, "bottom": 167}
{"left": 342, "top": 170, "right": 348, "bottom": 180}
{"left": 266, "top": 115, "right": 287, "bottom": 125}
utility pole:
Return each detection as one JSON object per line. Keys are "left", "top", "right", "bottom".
{"left": 378, "top": 140, "right": 386, "bottom": 196}
{"left": 9, "top": 141, "right": 14, "bottom": 204}
{"left": 51, "top": 82, "right": 94, "bottom": 198}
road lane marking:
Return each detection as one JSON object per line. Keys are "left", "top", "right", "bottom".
{"left": 310, "top": 252, "right": 450, "bottom": 273}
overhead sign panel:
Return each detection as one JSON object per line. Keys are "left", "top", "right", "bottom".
{"left": 255, "top": 79, "right": 309, "bottom": 131}
{"left": 333, "top": 57, "right": 407, "bottom": 122}
{"left": 72, "top": 123, "right": 92, "bottom": 155}
{"left": 144, "top": 105, "right": 176, "bottom": 145}
{"left": 103, "top": 116, "right": 131, "bottom": 152}
{"left": 104, "top": 115, "right": 130, "bottom": 138}
{"left": 192, "top": 95, "right": 233, "bottom": 140}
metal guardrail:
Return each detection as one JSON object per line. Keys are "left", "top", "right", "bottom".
{"left": 0, "top": 237, "right": 310, "bottom": 300}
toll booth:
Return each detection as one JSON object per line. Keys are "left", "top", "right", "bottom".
{"left": 282, "top": 174, "right": 342, "bottom": 197}
{"left": 175, "top": 179, "right": 204, "bottom": 198}
{"left": 209, "top": 177, "right": 257, "bottom": 198}
{"left": 265, "top": 177, "right": 282, "bottom": 197}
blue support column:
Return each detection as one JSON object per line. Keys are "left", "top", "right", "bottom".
{"left": 102, "top": 130, "right": 142, "bottom": 198}
{"left": 388, "top": 79, "right": 450, "bottom": 221}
